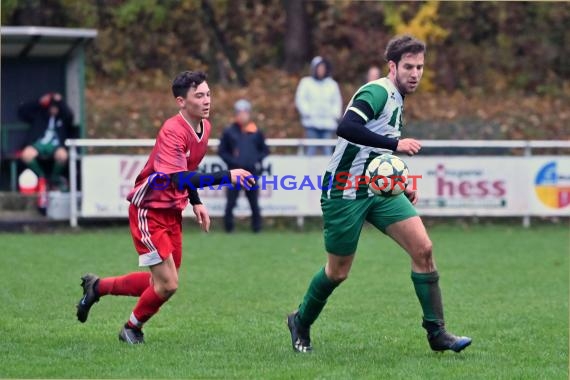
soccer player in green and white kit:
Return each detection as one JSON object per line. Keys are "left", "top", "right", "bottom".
{"left": 287, "top": 35, "right": 472, "bottom": 353}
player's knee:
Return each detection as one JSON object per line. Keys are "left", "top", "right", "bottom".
{"left": 420, "top": 241, "right": 433, "bottom": 258}
{"left": 54, "top": 148, "right": 68, "bottom": 163}
{"left": 156, "top": 280, "right": 178, "bottom": 298}
{"left": 413, "top": 241, "right": 434, "bottom": 269}
{"left": 20, "top": 147, "right": 37, "bottom": 162}
{"left": 334, "top": 272, "right": 349, "bottom": 283}
{"left": 419, "top": 241, "right": 433, "bottom": 260}
{"left": 164, "top": 281, "right": 178, "bottom": 296}
{"left": 327, "top": 269, "right": 349, "bottom": 283}
{"left": 326, "top": 258, "right": 352, "bottom": 283}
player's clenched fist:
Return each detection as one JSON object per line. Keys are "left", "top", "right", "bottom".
{"left": 229, "top": 169, "right": 256, "bottom": 188}
{"left": 396, "top": 138, "right": 422, "bottom": 156}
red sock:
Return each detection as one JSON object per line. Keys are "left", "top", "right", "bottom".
{"left": 127, "top": 286, "right": 167, "bottom": 329}
{"left": 98, "top": 272, "right": 151, "bottom": 297}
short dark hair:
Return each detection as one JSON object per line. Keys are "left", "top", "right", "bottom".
{"left": 384, "top": 35, "right": 426, "bottom": 65}
{"left": 172, "top": 71, "right": 207, "bottom": 98}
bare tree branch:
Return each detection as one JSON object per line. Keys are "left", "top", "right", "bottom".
{"left": 201, "top": 0, "right": 248, "bottom": 86}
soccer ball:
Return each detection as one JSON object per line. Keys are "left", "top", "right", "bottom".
{"left": 366, "top": 154, "right": 409, "bottom": 196}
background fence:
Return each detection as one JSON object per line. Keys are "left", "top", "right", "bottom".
{"left": 66, "top": 139, "right": 570, "bottom": 228}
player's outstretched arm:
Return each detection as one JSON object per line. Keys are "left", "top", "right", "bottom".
{"left": 229, "top": 169, "right": 256, "bottom": 187}
{"left": 171, "top": 169, "right": 255, "bottom": 191}
{"left": 172, "top": 170, "right": 229, "bottom": 191}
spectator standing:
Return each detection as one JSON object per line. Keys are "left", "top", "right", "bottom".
{"left": 295, "top": 56, "right": 342, "bottom": 156}
{"left": 219, "top": 99, "right": 269, "bottom": 233}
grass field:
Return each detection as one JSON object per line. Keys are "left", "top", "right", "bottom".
{"left": 0, "top": 223, "right": 568, "bottom": 379}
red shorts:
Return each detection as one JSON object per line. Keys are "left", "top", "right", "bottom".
{"left": 129, "top": 204, "right": 183, "bottom": 268}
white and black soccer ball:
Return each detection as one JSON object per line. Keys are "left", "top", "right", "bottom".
{"left": 366, "top": 154, "right": 409, "bottom": 196}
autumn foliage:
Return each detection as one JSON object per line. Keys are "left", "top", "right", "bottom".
{"left": 3, "top": 1, "right": 569, "bottom": 141}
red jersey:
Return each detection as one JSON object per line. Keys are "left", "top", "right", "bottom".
{"left": 127, "top": 113, "right": 211, "bottom": 210}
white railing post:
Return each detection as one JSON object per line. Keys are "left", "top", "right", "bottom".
{"left": 297, "top": 140, "right": 305, "bottom": 226}
{"left": 69, "top": 141, "right": 78, "bottom": 228}
{"left": 297, "top": 140, "right": 304, "bottom": 156}
{"left": 523, "top": 141, "right": 532, "bottom": 228}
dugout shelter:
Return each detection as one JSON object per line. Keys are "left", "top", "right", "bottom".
{"left": 1, "top": 26, "right": 97, "bottom": 191}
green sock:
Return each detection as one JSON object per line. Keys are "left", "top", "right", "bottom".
{"left": 27, "top": 159, "right": 45, "bottom": 178}
{"left": 51, "top": 161, "right": 66, "bottom": 185}
{"left": 296, "top": 267, "right": 339, "bottom": 328}
{"left": 52, "top": 161, "right": 65, "bottom": 178}
{"left": 411, "top": 271, "right": 445, "bottom": 334}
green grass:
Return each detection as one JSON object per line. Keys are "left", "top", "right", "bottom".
{"left": 0, "top": 224, "right": 568, "bottom": 379}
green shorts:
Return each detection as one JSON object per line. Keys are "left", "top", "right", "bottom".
{"left": 321, "top": 194, "right": 418, "bottom": 256}
{"left": 32, "top": 142, "right": 58, "bottom": 157}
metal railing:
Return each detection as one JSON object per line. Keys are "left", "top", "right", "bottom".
{"left": 66, "top": 138, "right": 570, "bottom": 228}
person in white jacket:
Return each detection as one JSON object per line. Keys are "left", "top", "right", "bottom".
{"left": 295, "top": 56, "right": 343, "bottom": 156}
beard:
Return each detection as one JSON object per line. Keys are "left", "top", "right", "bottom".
{"left": 395, "top": 73, "right": 415, "bottom": 95}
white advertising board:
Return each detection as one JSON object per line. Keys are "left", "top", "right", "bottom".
{"left": 81, "top": 155, "right": 570, "bottom": 218}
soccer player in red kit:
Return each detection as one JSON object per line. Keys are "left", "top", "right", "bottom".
{"left": 76, "top": 71, "right": 254, "bottom": 344}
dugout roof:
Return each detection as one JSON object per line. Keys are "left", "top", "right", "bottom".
{"left": 1, "top": 26, "right": 97, "bottom": 58}
{"left": 1, "top": 26, "right": 97, "bottom": 189}
{"left": 1, "top": 26, "right": 98, "bottom": 129}
{"left": 1, "top": 26, "right": 97, "bottom": 140}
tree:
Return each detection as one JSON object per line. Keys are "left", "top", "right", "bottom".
{"left": 201, "top": 0, "right": 248, "bottom": 86}
{"left": 283, "top": 0, "right": 309, "bottom": 73}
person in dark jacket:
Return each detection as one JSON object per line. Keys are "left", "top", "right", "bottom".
{"left": 18, "top": 92, "right": 74, "bottom": 193}
{"left": 218, "top": 99, "right": 269, "bottom": 233}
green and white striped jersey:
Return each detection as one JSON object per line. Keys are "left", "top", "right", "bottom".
{"left": 322, "top": 77, "right": 404, "bottom": 199}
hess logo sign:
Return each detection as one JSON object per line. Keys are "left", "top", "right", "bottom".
{"left": 435, "top": 164, "right": 506, "bottom": 197}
